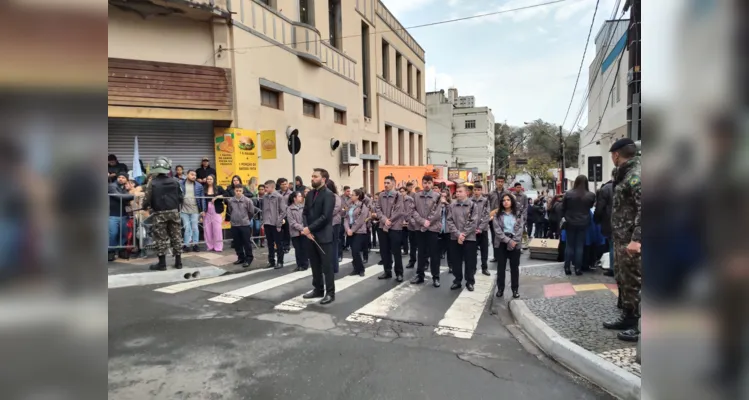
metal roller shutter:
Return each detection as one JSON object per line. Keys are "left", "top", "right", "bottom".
{"left": 108, "top": 118, "right": 215, "bottom": 173}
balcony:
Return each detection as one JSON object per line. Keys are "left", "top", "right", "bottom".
{"left": 292, "top": 23, "right": 323, "bottom": 66}
{"left": 376, "top": 1, "right": 425, "bottom": 61}
{"left": 377, "top": 76, "right": 425, "bottom": 116}
{"left": 110, "top": 0, "right": 231, "bottom": 20}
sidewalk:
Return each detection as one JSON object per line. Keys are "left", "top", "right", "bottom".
{"left": 507, "top": 262, "right": 641, "bottom": 400}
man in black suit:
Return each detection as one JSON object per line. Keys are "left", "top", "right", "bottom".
{"left": 301, "top": 168, "right": 336, "bottom": 304}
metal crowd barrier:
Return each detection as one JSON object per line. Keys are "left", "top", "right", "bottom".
{"left": 107, "top": 194, "right": 267, "bottom": 254}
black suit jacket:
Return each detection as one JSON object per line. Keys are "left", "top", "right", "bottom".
{"left": 303, "top": 186, "right": 335, "bottom": 244}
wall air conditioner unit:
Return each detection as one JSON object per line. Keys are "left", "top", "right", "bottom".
{"left": 340, "top": 142, "right": 360, "bottom": 165}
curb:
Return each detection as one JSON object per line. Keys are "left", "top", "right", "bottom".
{"left": 108, "top": 266, "right": 227, "bottom": 289}
{"left": 509, "top": 300, "right": 641, "bottom": 400}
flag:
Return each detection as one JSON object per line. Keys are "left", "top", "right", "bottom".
{"left": 132, "top": 136, "right": 145, "bottom": 184}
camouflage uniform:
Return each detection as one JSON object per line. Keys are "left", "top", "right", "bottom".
{"left": 143, "top": 181, "right": 183, "bottom": 257}
{"left": 611, "top": 157, "right": 642, "bottom": 315}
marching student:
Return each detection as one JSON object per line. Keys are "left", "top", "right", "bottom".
{"left": 262, "top": 179, "right": 286, "bottom": 269}
{"left": 227, "top": 185, "right": 256, "bottom": 268}
{"left": 446, "top": 184, "right": 480, "bottom": 291}
{"left": 286, "top": 191, "right": 309, "bottom": 272}
{"left": 403, "top": 182, "right": 418, "bottom": 268}
{"left": 399, "top": 187, "right": 416, "bottom": 267}
{"left": 493, "top": 193, "right": 525, "bottom": 298}
{"left": 438, "top": 189, "right": 453, "bottom": 273}
{"left": 344, "top": 189, "right": 369, "bottom": 276}
{"left": 471, "top": 183, "right": 491, "bottom": 276}
{"left": 374, "top": 176, "right": 408, "bottom": 282}
{"left": 327, "top": 180, "right": 344, "bottom": 273}
{"left": 277, "top": 178, "right": 292, "bottom": 253}
{"left": 410, "top": 175, "right": 443, "bottom": 288}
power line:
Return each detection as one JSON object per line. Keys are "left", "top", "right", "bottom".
{"left": 560, "top": 0, "right": 601, "bottom": 130}
{"left": 221, "top": 0, "right": 569, "bottom": 53}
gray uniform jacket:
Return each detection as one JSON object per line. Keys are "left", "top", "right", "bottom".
{"left": 262, "top": 191, "right": 285, "bottom": 229}
{"left": 332, "top": 195, "right": 343, "bottom": 226}
{"left": 492, "top": 210, "right": 525, "bottom": 248}
{"left": 402, "top": 195, "right": 416, "bottom": 230}
{"left": 227, "top": 195, "right": 256, "bottom": 227}
{"left": 286, "top": 204, "right": 305, "bottom": 237}
{"left": 488, "top": 188, "right": 514, "bottom": 212}
{"left": 374, "top": 191, "right": 408, "bottom": 231}
{"left": 447, "top": 200, "right": 480, "bottom": 241}
{"left": 471, "top": 195, "right": 491, "bottom": 232}
{"left": 343, "top": 202, "right": 370, "bottom": 234}
{"left": 411, "top": 190, "right": 443, "bottom": 233}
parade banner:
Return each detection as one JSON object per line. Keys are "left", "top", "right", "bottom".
{"left": 260, "top": 130, "right": 277, "bottom": 160}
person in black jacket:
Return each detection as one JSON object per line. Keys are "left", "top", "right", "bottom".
{"left": 300, "top": 168, "right": 336, "bottom": 305}
{"left": 548, "top": 194, "right": 564, "bottom": 239}
{"left": 108, "top": 154, "right": 128, "bottom": 183}
{"left": 108, "top": 172, "right": 134, "bottom": 261}
{"left": 561, "top": 175, "right": 596, "bottom": 275}
{"left": 594, "top": 180, "right": 614, "bottom": 276}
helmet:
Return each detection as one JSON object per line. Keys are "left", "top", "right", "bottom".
{"left": 150, "top": 156, "right": 172, "bottom": 175}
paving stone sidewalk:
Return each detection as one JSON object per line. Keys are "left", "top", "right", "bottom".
{"left": 518, "top": 263, "right": 640, "bottom": 377}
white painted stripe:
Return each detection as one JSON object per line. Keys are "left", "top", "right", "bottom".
{"left": 522, "top": 261, "right": 563, "bottom": 268}
{"left": 154, "top": 268, "right": 267, "bottom": 294}
{"left": 275, "top": 265, "right": 377, "bottom": 311}
{"left": 434, "top": 272, "right": 494, "bottom": 339}
{"left": 346, "top": 267, "right": 447, "bottom": 324}
{"left": 209, "top": 259, "right": 352, "bottom": 304}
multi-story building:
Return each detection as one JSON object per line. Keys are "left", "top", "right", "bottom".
{"left": 579, "top": 19, "right": 629, "bottom": 189}
{"left": 455, "top": 95, "right": 475, "bottom": 108}
{"left": 107, "top": 0, "right": 427, "bottom": 194}
{"left": 426, "top": 88, "right": 495, "bottom": 176}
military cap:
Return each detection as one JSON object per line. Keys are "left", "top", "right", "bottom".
{"left": 609, "top": 138, "right": 635, "bottom": 152}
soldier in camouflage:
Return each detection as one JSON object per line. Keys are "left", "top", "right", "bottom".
{"left": 143, "top": 156, "right": 184, "bottom": 271}
{"left": 602, "top": 138, "right": 642, "bottom": 342}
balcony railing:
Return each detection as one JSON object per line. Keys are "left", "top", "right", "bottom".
{"left": 376, "top": 1, "right": 425, "bottom": 61}
{"left": 377, "top": 76, "right": 425, "bottom": 116}
{"left": 356, "top": 0, "right": 376, "bottom": 25}
{"left": 292, "top": 23, "right": 323, "bottom": 65}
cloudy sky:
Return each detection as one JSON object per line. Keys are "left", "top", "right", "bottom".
{"left": 380, "top": 0, "right": 629, "bottom": 130}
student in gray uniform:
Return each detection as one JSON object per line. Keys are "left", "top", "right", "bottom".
{"left": 286, "top": 191, "right": 308, "bottom": 272}
{"left": 446, "top": 184, "right": 480, "bottom": 291}
{"left": 493, "top": 193, "right": 525, "bottom": 299}
{"left": 344, "top": 189, "right": 370, "bottom": 276}
{"left": 262, "top": 179, "right": 286, "bottom": 269}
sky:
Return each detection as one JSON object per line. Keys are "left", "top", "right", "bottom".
{"left": 379, "top": 0, "right": 630, "bottom": 131}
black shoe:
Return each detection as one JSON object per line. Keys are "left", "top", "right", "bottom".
{"left": 233, "top": 259, "right": 244, "bottom": 265}
{"left": 496, "top": 289, "right": 504, "bottom": 298}
{"left": 242, "top": 261, "right": 252, "bottom": 268}
{"left": 466, "top": 283, "right": 475, "bottom": 292}
{"left": 182, "top": 246, "right": 191, "bottom": 253}
{"left": 575, "top": 267, "right": 583, "bottom": 276}
{"left": 405, "top": 262, "right": 415, "bottom": 269}
{"left": 149, "top": 255, "right": 167, "bottom": 271}
{"left": 320, "top": 293, "right": 335, "bottom": 305}
{"left": 617, "top": 328, "right": 640, "bottom": 342}
{"left": 604, "top": 269, "right": 615, "bottom": 277}
{"left": 448, "top": 267, "right": 453, "bottom": 274}
{"left": 284, "top": 248, "right": 290, "bottom": 254}
{"left": 338, "top": 257, "right": 343, "bottom": 263}
{"left": 410, "top": 276, "right": 425, "bottom": 284}
{"left": 192, "top": 245, "right": 200, "bottom": 252}
{"left": 108, "top": 252, "right": 116, "bottom": 262}
{"left": 396, "top": 275, "right": 404, "bottom": 283}
{"left": 490, "top": 258, "right": 497, "bottom": 262}
{"left": 378, "top": 272, "right": 392, "bottom": 280}
{"left": 481, "top": 268, "right": 490, "bottom": 276}
{"left": 359, "top": 271, "right": 365, "bottom": 277}
{"left": 564, "top": 265, "right": 572, "bottom": 275}
{"left": 377, "top": 260, "right": 384, "bottom": 265}
{"left": 349, "top": 270, "right": 359, "bottom": 276}
{"left": 450, "top": 282, "right": 462, "bottom": 290}
{"left": 512, "top": 291, "right": 520, "bottom": 299}
{"left": 174, "top": 255, "right": 183, "bottom": 269}
{"left": 274, "top": 263, "right": 284, "bottom": 269}
{"left": 302, "top": 290, "right": 324, "bottom": 299}
{"left": 363, "top": 257, "right": 369, "bottom": 263}
{"left": 432, "top": 277, "right": 441, "bottom": 287}
{"left": 603, "top": 312, "right": 638, "bottom": 330}
{"left": 265, "top": 263, "right": 276, "bottom": 269}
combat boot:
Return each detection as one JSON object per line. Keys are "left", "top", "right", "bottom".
{"left": 602, "top": 309, "right": 638, "bottom": 330}
{"left": 149, "top": 255, "right": 167, "bottom": 271}
{"left": 174, "top": 254, "right": 183, "bottom": 269}
{"left": 617, "top": 328, "right": 639, "bottom": 342}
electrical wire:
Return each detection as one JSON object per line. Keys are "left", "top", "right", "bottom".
{"left": 560, "top": 0, "right": 600, "bottom": 130}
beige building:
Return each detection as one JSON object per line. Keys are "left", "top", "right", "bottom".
{"left": 108, "top": 0, "right": 426, "bottom": 193}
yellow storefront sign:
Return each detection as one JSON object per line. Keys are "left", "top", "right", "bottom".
{"left": 260, "top": 130, "right": 277, "bottom": 159}
{"left": 213, "top": 127, "right": 259, "bottom": 187}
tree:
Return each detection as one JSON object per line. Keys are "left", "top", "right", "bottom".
{"left": 526, "top": 156, "right": 555, "bottom": 188}
{"left": 494, "top": 123, "right": 526, "bottom": 176}
{"left": 564, "top": 131, "right": 580, "bottom": 168}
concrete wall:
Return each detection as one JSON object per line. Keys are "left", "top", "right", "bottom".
{"left": 452, "top": 107, "right": 495, "bottom": 174}
{"left": 426, "top": 92, "right": 454, "bottom": 166}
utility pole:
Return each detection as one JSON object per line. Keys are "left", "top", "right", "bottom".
{"left": 559, "top": 125, "right": 566, "bottom": 191}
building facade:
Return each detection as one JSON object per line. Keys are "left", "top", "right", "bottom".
{"left": 579, "top": 19, "right": 629, "bottom": 189}
{"left": 425, "top": 90, "right": 453, "bottom": 167}
{"left": 108, "top": 0, "right": 427, "bottom": 193}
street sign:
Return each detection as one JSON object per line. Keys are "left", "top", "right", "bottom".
{"left": 287, "top": 135, "right": 301, "bottom": 155}
{"left": 587, "top": 156, "right": 603, "bottom": 182}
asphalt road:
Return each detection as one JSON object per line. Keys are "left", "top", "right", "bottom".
{"left": 109, "top": 250, "right": 611, "bottom": 400}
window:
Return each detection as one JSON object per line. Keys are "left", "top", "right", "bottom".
{"left": 258, "top": 0, "right": 276, "bottom": 8}
{"left": 418, "top": 134, "right": 423, "bottom": 165}
{"left": 328, "top": 0, "right": 342, "bottom": 50}
{"left": 302, "top": 99, "right": 318, "bottom": 117}
{"left": 407, "top": 62, "right": 413, "bottom": 96}
{"left": 361, "top": 21, "right": 371, "bottom": 118}
{"left": 465, "top": 119, "right": 476, "bottom": 129}
{"left": 398, "top": 129, "right": 405, "bottom": 165}
{"left": 382, "top": 40, "right": 390, "bottom": 80}
{"left": 385, "top": 125, "right": 392, "bottom": 164}
{"left": 334, "top": 109, "right": 346, "bottom": 124}
{"left": 416, "top": 69, "right": 421, "bottom": 101}
{"left": 409, "top": 132, "right": 414, "bottom": 165}
{"left": 299, "top": 0, "right": 314, "bottom": 25}
{"left": 395, "top": 52, "right": 402, "bottom": 89}
{"left": 261, "top": 87, "right": 281, "bottom": 109}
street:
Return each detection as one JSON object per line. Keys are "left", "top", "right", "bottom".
{"left": 109, "top": 251, "right": 611, "bottom": 399}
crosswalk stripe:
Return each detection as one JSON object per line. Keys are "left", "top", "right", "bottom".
{"left": 346, "top": 267, "right": 448, "bottom": 324}
{"left": 433, "top": 272, "right": 495, "bottom": 339}
{"left": 208, "top": 258, "right": 352, "bottom": 304}
{"left": 274, "top": 265, "right": 378, "bottom": 311}
{"left": 154, "top": 268, "right": 267, "bottom": 294}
